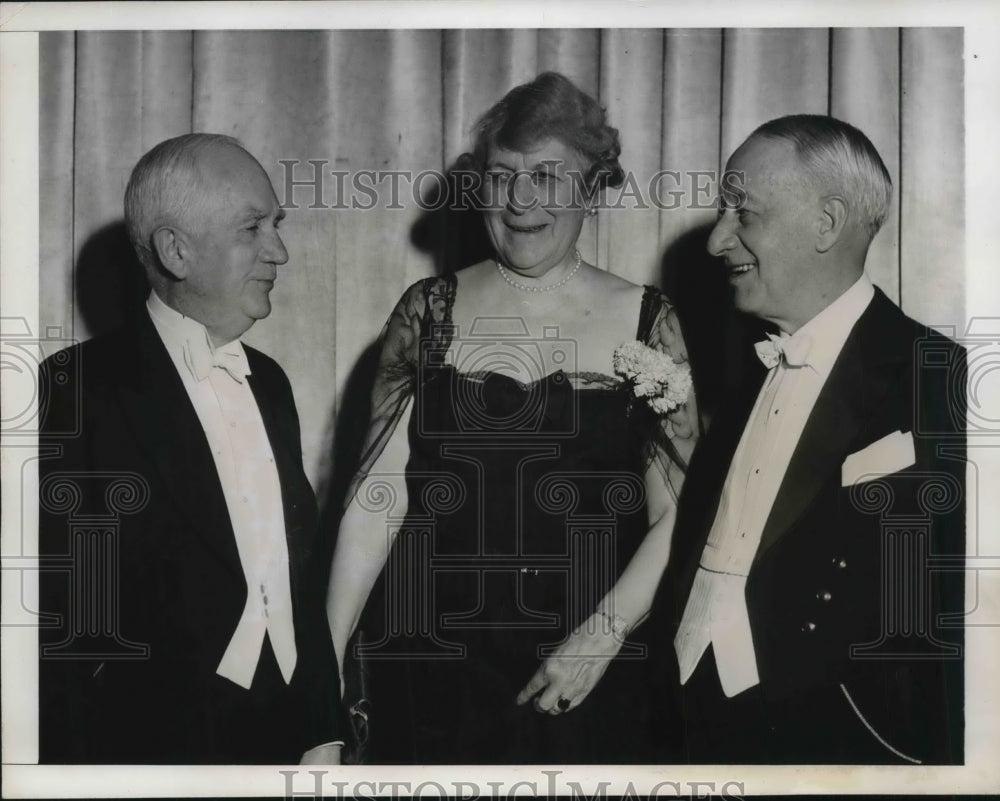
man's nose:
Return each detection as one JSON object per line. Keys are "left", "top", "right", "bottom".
{"left": 706, "top": 212, "right": 737, "bottom": 258}
{"left": 265, "top": 228, "right": 289, "bottom": 265}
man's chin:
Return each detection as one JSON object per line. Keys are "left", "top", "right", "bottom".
{"left": 731, "top": 288, "right": 760, "bottom": 317}
{"left": 246, "top": 294, "right": 273, "bottom": 320}
{"left": 227, "top": 306, "right": 271, "bottom": 339}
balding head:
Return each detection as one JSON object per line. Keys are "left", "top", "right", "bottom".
{"left": 124, "top": 133, "right": 246, "bottom": 274}
{"left": 749, "top": 114, "right": 893, "bottom": 242}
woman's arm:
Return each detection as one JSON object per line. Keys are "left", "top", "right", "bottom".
{"left": 515, "top": 457, "right": 679, "bottom": 712}
{"left": 595, "top": 454, "right": 680, "bottom": 632}
{"left": 325, "top": 279, "right": 431, "bottom": 674}
{"left": 327, "top": 400, "right": 413, "bottom": 673}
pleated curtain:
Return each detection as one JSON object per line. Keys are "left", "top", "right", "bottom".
{"left": 39, "top": 28, "right": 964, "bottom": 493}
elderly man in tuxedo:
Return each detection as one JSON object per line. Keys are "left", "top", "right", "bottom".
{"left": 38, "top": 134, "right": 344, "bottom": 764}
{"left": 660, "top": 115, "right": 965, "bottom": 764}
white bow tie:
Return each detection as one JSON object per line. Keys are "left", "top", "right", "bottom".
{"left": 184, "top": 338, "right": 250, "bottom": 384}
{"left": 754, "top": 332, "right": 812, "bottom": 369}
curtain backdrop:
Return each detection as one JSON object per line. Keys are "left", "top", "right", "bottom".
{"left": 39, "top": 28, "right": 965, "bottom": 501}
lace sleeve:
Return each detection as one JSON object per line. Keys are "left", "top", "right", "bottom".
{"left": 639, "top": 290, "right": 700, "bottom": 503}
{"left": 343, "top": 278, "right": 453, "bottom": 510}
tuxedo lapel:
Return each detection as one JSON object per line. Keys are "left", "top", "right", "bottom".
{"left": 755, "top": 290, "right": 907, "bottom": 561}
{"left": 245, "top": 364, "right": 306, "bottom": 594}
{"left": 115, "top": 315, "right": 244, "bottom": 580}
{"left": 674, "top": 360, "right": 767, "bottom": 603}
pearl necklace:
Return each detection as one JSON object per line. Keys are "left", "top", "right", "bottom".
{"left": 496, "top": 250, "right": 582, "bottom": 293}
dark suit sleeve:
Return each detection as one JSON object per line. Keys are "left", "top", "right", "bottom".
{"left": 864, "top": 331, "right": 966, "bottom": 764}
{"left": 37, "top": 343, "right": 152, "bottom": 762}
{"left": 37, "top": 346, "right": 97, "bottom": 762}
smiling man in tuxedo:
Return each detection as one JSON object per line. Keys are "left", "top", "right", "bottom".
{"left": 661, "top": 115, "right": 965, "bottom": 763}
{"left": 39, "top": 134, "right": 344, "bottom": 764}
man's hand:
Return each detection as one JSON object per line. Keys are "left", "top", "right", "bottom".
{"left": 515, "top": 619, "right": 623, "bottom": 714}
{"left": 299, "top": 742, "right": 343, "bottom": 765}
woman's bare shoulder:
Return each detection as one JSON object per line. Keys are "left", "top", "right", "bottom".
{"left": 456, "top": 259, "right": 497, "bottom": 281}
{"left": 580, "top": 265, "right": 647, "bottom": 306}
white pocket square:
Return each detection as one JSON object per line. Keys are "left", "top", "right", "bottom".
{"left": 841, "top": 430, "right": 916, "bottom": 487}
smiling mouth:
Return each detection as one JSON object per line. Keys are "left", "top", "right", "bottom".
{"left": 728, "top": 262, "right": 756, "bottom": 277}
{"left": 506, "top": 222, "right": 547, "bottom": 233}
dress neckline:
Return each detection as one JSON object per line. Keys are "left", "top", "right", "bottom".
{"left": 422, "top": 273, "right": 660, "bottom": 389}
{"left": 445, "top": 364, "right": 622, "bottom": 391}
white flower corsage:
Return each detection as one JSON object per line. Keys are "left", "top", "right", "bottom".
{"left": 613, "top": 341, "right": 692, "bottom": 415}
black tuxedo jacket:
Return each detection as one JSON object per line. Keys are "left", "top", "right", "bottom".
{"left": 659, "top": 288, "right": 965, "bottom": 764}
{"left": 38, "top": 313, "right": 344, "bottom": 763}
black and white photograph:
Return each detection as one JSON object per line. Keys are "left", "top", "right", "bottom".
{"left": 1, "top": 1, "right": 998, "bottom": 798}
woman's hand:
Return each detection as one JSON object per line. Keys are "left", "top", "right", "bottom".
{"left": 515, "top": 616, "right": 624, "bottom": 714}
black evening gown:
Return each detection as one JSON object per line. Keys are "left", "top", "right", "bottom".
{"left": 346, "top": 275, "right": 696, "bottom": 764}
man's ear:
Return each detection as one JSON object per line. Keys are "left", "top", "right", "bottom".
{"left": 151, "top": 226, "right": 191, "bottom": 280}
{"left": 816, "top": 196, "right": 849, "bottom": 253}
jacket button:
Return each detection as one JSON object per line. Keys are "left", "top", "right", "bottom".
{"left": 801, "top": 621, "right": 817, "bottom": 632}
{"left": 817, "top": 590, "right": 832, "bottom": 602}
{"left": 833, "top": 558, "right": 847, "bottom": 568}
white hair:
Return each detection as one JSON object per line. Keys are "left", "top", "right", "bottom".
{"left": 752, "top": 115, "right": 893, "bottom": 240}
{"left": 124, "top": 133, "right": 245, "bottom": 271}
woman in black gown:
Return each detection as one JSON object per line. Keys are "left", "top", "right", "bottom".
{"left": 327, "top": 72, "right": 698, "bottom": 763}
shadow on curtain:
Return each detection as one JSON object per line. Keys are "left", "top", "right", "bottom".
{"left": 75, "top": 221, "right": 148, "bottom": 337}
